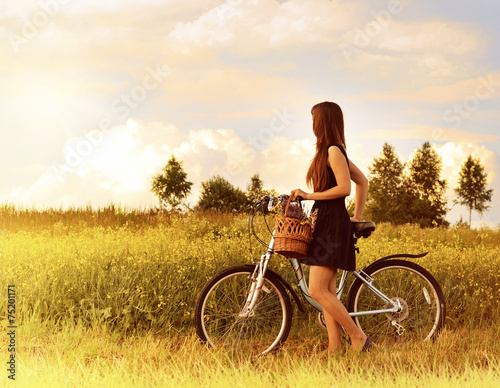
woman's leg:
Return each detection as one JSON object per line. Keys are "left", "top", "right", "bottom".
{"left": 309, "top": 265, "right": 367, "bottom": 352}
{"left": 321, "top": 270, "right": 343, "bottom": 352}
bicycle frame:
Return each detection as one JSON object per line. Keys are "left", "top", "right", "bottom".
{"left": 243, "top": 230, "right": 401, "bottom": 319}
{"left": 288, "top": 257, "right": 401, "bottom": 318}
{"left": 238, "top": 234, "right": 275, "bottom": 319}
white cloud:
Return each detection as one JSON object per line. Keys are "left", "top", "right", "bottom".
{"left": 168, "top": 1, "right": 246, "bottom": 48}
{"left": 376, "top": 21, "right": 480, "bottom": 56}
{"left": 336, "top": 12, "right": 486, "bottom": 83}
{"left": 356, "top": 124, "right": 500, "bottom": 144}
{"left": 354, "top": 72, "right": 500, "bottom": 103}
{"left": 436, "top": 142, "right": 497, "bottom": 184}
{"left": 3, "top": 120, "right": 309, "bottom": 208}
{"left": 160, "top": 67, "right": 302, "bottom": 108}
{"left": 167, "top": 0, "right": 357, "bottom": 51}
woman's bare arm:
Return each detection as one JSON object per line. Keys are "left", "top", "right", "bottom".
{"left": 348, "top": 158, "right": 368, "bottom": 221}
{"left": 291, "top": 146, "right": 351, "bottom": 201}
{"left": 291, "top": 150, "right": 368, "bottom": 221}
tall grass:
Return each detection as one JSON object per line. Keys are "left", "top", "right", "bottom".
{"left": 1, "top": 208, "right": 253, "bottom": 332}
{"left": 1, "top": 204, "right": 499, "bottom": 333}
{"left": 0, "top": 203, "right": 169, "bottom": 232}
{"left": 1, "top": 204, "right": 499, "bottom": 386}
{"left": 2, "top": 316, "right": 499, "bottom": 387}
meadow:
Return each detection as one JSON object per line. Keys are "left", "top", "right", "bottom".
{"left": 1, "top": 204, "right": 499, "bottom": 387}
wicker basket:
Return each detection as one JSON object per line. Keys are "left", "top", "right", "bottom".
{"left": 274, "top": 197, "right": 312, "bottom": 259}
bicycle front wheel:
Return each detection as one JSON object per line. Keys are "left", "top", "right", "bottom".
{"left": 346, "top": 259, "right": 445, "bottom": 345}
{"left": 194, "top": 265, "right": 292, "bottom": 357}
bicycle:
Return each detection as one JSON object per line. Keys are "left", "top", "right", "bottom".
{"left": 194, "top": 195, "right": 446, "bottom": 357}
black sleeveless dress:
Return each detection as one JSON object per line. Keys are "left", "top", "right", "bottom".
{"left": 302, "top": 144, "right": 356, "bottom": 271}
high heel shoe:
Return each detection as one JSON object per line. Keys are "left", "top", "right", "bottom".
{"left": 362, "top": 337, "right": 373, "bottom": 352}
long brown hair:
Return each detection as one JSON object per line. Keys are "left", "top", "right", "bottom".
{"left": 306, "top": 101, "right": 346, "bottom": 192}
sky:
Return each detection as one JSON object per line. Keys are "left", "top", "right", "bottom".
{"left": 1, "top": 0, "right": 499, "bottom": 227}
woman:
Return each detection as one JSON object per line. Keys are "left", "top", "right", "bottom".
{"left": 290, "top": 101, "right": 371, "bottom": 353}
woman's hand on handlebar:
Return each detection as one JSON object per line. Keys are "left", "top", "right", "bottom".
{"left": 290, "top": 188, "right": 310, "bottom": 201}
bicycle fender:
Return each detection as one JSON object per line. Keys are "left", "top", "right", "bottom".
{"left": 244, "top": 265, "right": 306, "bottom": 313}
{"left": 361, "top": 252, "right": 429, "bottom": 273}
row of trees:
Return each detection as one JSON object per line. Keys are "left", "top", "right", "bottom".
{"left": 366, "top": 142, "right": 447, "bottom": 227}
{"left": 366, "top": 142, "right": 493, "bottom": 227}
{"left": 151, "top": 143, "right": 493, "bottom": 228}
{"left": 151, "top": 155, "right": 276, "bottom": 213}
{"left": 196, "top": 174, "right": 278, "bottom": 211}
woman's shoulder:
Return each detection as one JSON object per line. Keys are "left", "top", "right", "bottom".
{"left": 327, "top": 143, "right": 349, "bottom": 166}
{"left": 328, "top": 143, "right": 347, "bottom": 156}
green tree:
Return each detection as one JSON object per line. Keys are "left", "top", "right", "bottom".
{"left": 246, "top": 173, "right": 279, "bottom": 205}
{"left": 365, "top": 143, "right": 406, "bottom": 223}
{"left": 404, "top": 142, "right": 448, "bottom": 227}
{"left": 366, "top": 142, "right": 449, "bottom": 227}
{"left": 151, "top": 155, "right": 193, "bottom": 211}
{"left": 197, "top": 175, "right": 248, "bottom": 212}
{"left": 454, "top": 155, "right": 493, "bottom": 227}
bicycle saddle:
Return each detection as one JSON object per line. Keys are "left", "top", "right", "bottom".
{"left": 352, "top": 221, "right": 376, "bottom": 238}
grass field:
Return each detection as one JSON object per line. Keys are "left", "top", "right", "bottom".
{"left": 5, "top": 320, "right": 500, "bottom": 387}
{"left": 1, "top": 204, "right": 499, "bottom": 386}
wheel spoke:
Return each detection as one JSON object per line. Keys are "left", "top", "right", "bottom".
{"left": 348, "top": 261, "right": 445, "bottom": 345}
{"left": 195, "top": 267, "right": 292, "bottom": 357}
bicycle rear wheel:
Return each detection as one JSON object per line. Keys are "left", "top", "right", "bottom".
{"left": 195, "top": 265, "right": 292, "bottom": 357}
{"left": 346, "top": 259, "right": 445, "bottom": 345}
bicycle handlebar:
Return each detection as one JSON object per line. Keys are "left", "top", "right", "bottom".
{"left": 254, "top": 194, "right": 304, "bottom": 209}
{"left": 249, "top": 195, "right": 307, "bottom": 248}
